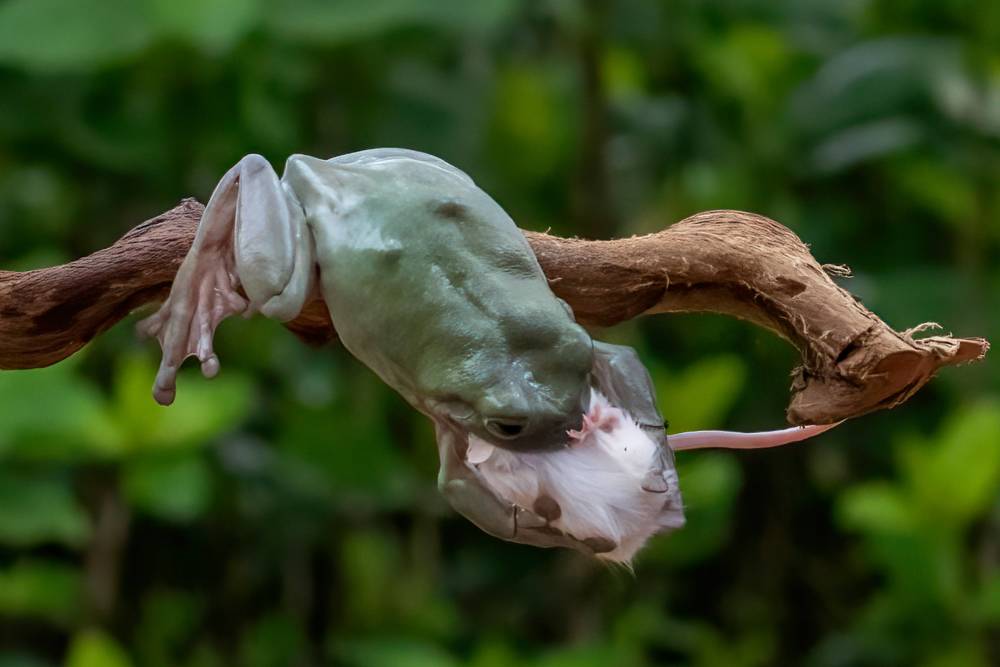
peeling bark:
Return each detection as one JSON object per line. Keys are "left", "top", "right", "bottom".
{"left": 0, "top": 200, "right": 988, "bottom": 425}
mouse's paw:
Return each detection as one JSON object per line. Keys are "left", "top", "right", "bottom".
{"left": 568, "top": 400, "right": 622, "bottom": 441}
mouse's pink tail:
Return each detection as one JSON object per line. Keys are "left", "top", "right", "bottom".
{"left": 669, "top": 422, "right": 842, "bottom": 451}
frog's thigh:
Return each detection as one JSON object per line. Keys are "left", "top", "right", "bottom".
{"left": 236, "top": 159, "right": 314, "bottom": 321}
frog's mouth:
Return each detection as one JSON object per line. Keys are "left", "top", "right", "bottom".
{"left": 465, "top": 389, "right": 685, "bottom": 563}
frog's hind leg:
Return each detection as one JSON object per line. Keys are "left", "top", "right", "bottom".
{"left": 139, "top": 154, "right": 313, "bottom": 405}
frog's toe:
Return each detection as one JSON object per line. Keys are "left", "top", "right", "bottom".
{"left": 200, "top": 354, "right": 220, "bottom": 379}
{"left": 152, "top": 361, "right": 179, "bottom": 406}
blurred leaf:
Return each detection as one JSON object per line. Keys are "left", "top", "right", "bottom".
{"left": 110, "top": 354, "right": 253, "bottom": 452}
{"left": 790, "top": 37, "right": 959, "bottom": 137}
{"left": 123, "top": 453, "right": 213, "bottom": 523}
{"left": 678, "top": 161, "right": 754, "bottom": 212}
{"left": 182, "top": 645, "right": 222, "bottom": 667}
{"left": 0, "top": 166, "right": 80, "bottom": 240}
{"left": 277, "top": 379, "right": 411, "bottom": 505}
{"left": 0, "top": 654, "right": 53, "bottom": 667}
{"left": 864, "top": 267, "right": 972, "bottom": 337}
{"left": 135, "top": 590, "right": 204, "bottom": 667}
{"left": 0, "top": 0, "right": 152, "bottom": 72}
{"left": 679, "top": 621, "right": 776, "bottom": 667}
{"left": 534, "top": 644, "right": 621, "bottom": 667}
{"left": 340, "top": 529, "right": 402, "bottom": 629}
{"left": 65, "top": 630, "right": 133, "bottom": 667}
{"left": 652, "top": 355, "right": 747, "bottom": 433}
{"left": 267, "top": 0, "right": 515, "bottom": 45}
{"left": 888, "top": 158, "right": 977, "bottom": 227}
{"left": 0, "top": 361, "right": 120, "bottom": 460}
{"left": 900, "top": 403, "right": 1000, "bottom": 523}
{"left": 837, "top": 482, "right": 917, "bottom": 534}
{"left": 696, "top": 25, "right": 792, "bottom": 109}
{"left": 0, "top": 560, "right": 82, "bottom": 626}
{"left": 808, "top": 117, "right": 924, "bottom": 173}
{"left": 602, "top": 47, "right": 647, "bottom": 101}
{"left": 238, "top": 613, "right": 306, "bottom": 667}
{"left": 977, "top": 574, "right": 1000, "bottom": 623}
{"left": 333, "top": 639, "right": 458, "bottom": 667}
{"left": 489, "top": 64, "right": 574, "bottom": 183}
{"left": 148, "top": 0, "right": 260, "bottom": 51}
{"left": 467, "top": 641, "right": 519, "bottom": 667}
{"left": 834, "top": 405, "right": 1000, "bottom": 625}
{"left": 0, "top": 472, "right": 89, "bottom": 547}
{"left": 920, "top": 643, "right": 990, "bottom": 667}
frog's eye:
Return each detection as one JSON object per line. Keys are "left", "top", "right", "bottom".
{"left": 484, "top": 417, "right": 528, "bottom": 439}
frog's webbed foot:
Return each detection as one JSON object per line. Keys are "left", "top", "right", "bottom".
{"left": 139, "top": 154, "right": 313, "bottom": 405}
{"left": 138, "top": 164, "right": 249, "bottom": 404}
{"left": 138, "top": 259, "right": 247, "bottom": 405}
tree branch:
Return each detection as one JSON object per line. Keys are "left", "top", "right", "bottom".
{"left": 0, "top": 200, "right": 988, "bottom": 425}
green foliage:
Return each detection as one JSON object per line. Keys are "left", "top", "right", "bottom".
{"left": 109, "top": 354, "right": 254, "bottom": 454}
{"left": 268, "top": 0, "right": 517, "bottom": 45}
{"left": 133, "top": 590, "right": 207, "bottom": 667}
{"left": 64, "top": 630, "right": 133, "bottom": 667}
{"left": 0, "top": 473, "right": 89, "bottom": 547}
{"left": 123, "top": 454, "right": 213, "bottom": 523}
{"left": 651, "top": 355, "right": 747, "bottom": 433}
{"left": 0, "top": 0, "right": 997, "bottom": 665}
{"left": 0, "top": 359, "right": 116, "bottom": 460}
{"left": 0, "top": 0, "right": 152, "bottom": 72}
{"left": 0, "top": 560, "right": 83, "bottom": 626}
{"left": 832, "top": 403, "right": 1000, "bottom": 665}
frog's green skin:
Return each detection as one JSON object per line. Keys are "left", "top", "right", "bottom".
{"left": 286, "top": 151, "right": 593, "bottom": 451}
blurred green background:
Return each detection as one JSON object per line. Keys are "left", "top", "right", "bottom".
{"left": 0, "top": 1, "right": 998, "bottom": 665}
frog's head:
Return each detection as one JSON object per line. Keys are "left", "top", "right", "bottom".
{"left": 416, "top": 278, "right": 595, "bottom": 453}
{"left": 436, "top": 341, "right": 685, "bottom": 563}
{"left": 316, "top": 148, "right": 596, "bottom": 452}
{"left": 441, "top": 319, "right": 594, "bottom": 453}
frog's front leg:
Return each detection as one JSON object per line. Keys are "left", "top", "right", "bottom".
{"left": 435, "top": 421, "right": 608, "bottom": 555}
{"left": 138, "top": 154, "right": 314, "bottom": 405}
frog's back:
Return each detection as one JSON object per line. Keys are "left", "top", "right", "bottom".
{"left": 282, "top": 150, "right": 591, "bottom": 414}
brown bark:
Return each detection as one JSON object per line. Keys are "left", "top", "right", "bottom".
{"left": 0, "top": 200, "right": 988, "bottom": 425}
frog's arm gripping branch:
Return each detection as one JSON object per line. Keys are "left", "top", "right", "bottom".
{"left": 0, "top": 200, "right": 988, "bottom": 425}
